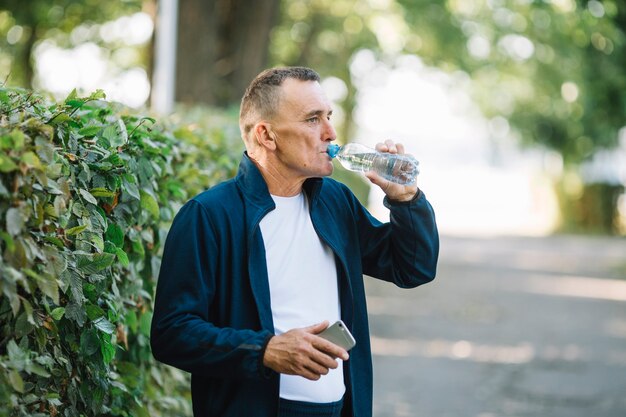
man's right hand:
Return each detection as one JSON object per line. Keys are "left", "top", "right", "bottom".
{"left": 262, "top": 321, "right": 350, "bottom": 381}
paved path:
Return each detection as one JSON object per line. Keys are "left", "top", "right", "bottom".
{"left": 366, "top": 235, "right": 626, "bottom": 417}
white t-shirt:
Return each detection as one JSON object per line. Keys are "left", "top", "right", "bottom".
{"left": 259, "top": 192, "right": 344, "bottom": 403}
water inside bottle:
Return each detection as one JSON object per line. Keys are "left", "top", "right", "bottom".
{"left": 372, "top": 155, "right": 418, "bottom": 185}
{"left": 337, "top": 152, "right": 376, "bottom": 173}
{"left": 338, "top": 152, "right": 418, "bottom": 185}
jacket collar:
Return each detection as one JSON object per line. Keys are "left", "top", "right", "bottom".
{"left": 235, "top": 152, "right": 323, "bottom": 209}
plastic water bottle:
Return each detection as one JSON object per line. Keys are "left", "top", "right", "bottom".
{"left": 327, "top": 143, "right": 420, "bottom": 185}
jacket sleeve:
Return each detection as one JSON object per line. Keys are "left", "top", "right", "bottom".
{"left": 356, "top": 189, "right": 439, "bottom": 288}
{"left": 150, "top": 200, "right": 274, "bottom": 379}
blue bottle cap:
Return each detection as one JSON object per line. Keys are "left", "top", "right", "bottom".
{"left": 327, "top": 144, "right": 340, "bottom": 158}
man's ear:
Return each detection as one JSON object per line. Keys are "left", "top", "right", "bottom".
{"left": 253, "top": 122, "right": 277, "bottom": 150}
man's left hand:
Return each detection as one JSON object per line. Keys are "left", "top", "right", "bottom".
{"left": 365, "top": 140, "right": 418, "bottom": 202}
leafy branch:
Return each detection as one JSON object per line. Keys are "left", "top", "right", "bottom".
{"left": 0, "top": 87, "right": 240, "bottom": 416}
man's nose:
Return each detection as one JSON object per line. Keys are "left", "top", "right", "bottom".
{"left": 323, "top": 119, "right": 337, "bottom": 141}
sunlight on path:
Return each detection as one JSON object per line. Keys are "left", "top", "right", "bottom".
{"left": 523, "top": 275, "right": 626, "bottom": 302}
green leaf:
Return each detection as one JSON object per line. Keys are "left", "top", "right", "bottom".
{"left": 0, "top": 153, "right": 18, "bottom": 172}
{"left": 21, "top": 151, "right": 42, "bottom": 169}
{"left": 65, "top": 302, "right": 87, "bottom": 326}
{"left": 131, "top": 238, "right": 145, "bottom": 257}
{"left": 20, "top": 297, "right": 35, "bottom": 325}
{"left": 90, "top": 233, "right": 105, "bottom": 252}
{"left": 122, "top": 179, "right": 140, "bottom": 200}
{"left": 7, "top": 340, "right": 26, "bottom": 366}
{"left": 0, "top": 230, "right": 15, "bottom": 251}
{"left": 86, "top": 304, "right": 105, "bottom": 320}
{"left": 105, "top": 223, "right": 124, "bottom": 247}
{"left": 100, "top": 334, "right": 116, "bottom": 364}
{"left": 43, "top": 246, "right": 67, "bottom": 275}
{"left": 90, "top": 187, "right": 116, "bottom": 198}
{"left": 139, "top": 312, "right": 152, "bottom": 337}
{"left": 68, "top": 270, "right": 84, "bottom": 302}
{"left": 48, "top": 112, "right": 71, "bottom": 124}
{"left": 103, "top": 122, "right": 128, "bottom": 147}
{"left": 24, "top": 269, "right": 59, "bottom": 305}
{"left": 64, "top": 88, "right": 78, "bottom": 103}
{"left": 102, "top": 125, "right": 117, "bottom": 141}
{"left": 83, "top": 283, "right": 98, "bottom": 302}
{"left": 14, "top": 312, "right": 33, "bottom": 339}
{"left": 50, "top": 307, "right": 65, "bottom": 321}
{"left": 139, "top": 190, "right": 160, "bottom": 219}
{"left": 72, "top": 201, "right": 89, "bottom": 217}
{"left": 66, "top": 224, "right": 88, "bottom": 236}
{"left": 125, "top": 310, "right": 138, "bottom": 333}
{"left": 25, "top": 362, "right": 51, "bottom": 378}
{"left": 80, "top": 330, "right": 100, "bottom": 356}
{"left": 43, "top": 236, "right": 64, "bottom": 248}
{"left": 90, "top": 386, "right": 106, "bottom": 414}
{"left": 110, "top": 380, "right": 129, "bottom": 393}
{"left": 10, "top": 129, "right": 25, "bottom": 149}
{"left": 132, "top": 405, "right": 151, "bottom": 417}
{"left": 78, "top": 125, "right": 102, "bottom": 137}
{"left": 79, "top": 189, "right": 98, "bottom": 205}
{"left": 115, "top": 247, "right": 129, "bottom": 267}
{"left": 38, "top": 276, "right": 60, "bottom": 305}
{"left": 76, "top": 253, "right": 115, "bottom": 274}
{"left": 48, "top": 398, "right": 63, "bottom": 407}
{"left": 0, "top": 179, "right": 8, "bottom": 196}
{"left": 93, "top": 317, "right": 116, "bottom": 335}
{"left": 7, "top": 286, "right": 20, "bottom": 316}
{"left": 88, "top": 89, "right": 106, "bottom": 101}
{"left": 116, "top": 119, "right": 128, "bottom": 146}
{"left": 5, "top": 207, "right": 24, "bottom": 236}
{"left": 8, "top": 370, "right": 24, "bottom": 393}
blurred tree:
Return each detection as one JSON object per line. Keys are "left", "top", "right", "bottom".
{"left": 175, "top": 0, "right": 280, "bottom": 106}
{"left": 0, "top": 0, "right": 143, "bottom": 88}
{"left": 270, "top": 0, "right": 382, "bottom": 141}
{"left": 395, "top": 0, "right": 626, "bottom": 233}
{"left": 394, "top": 0, "right": 625, "bottom": 162}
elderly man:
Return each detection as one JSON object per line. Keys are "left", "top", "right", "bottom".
{"left": 151, "top": 66, "right": 439, "bottom": 417}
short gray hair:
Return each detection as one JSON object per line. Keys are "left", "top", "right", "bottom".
{"left": 239, "top": 67, "right": 320, "bottom": 139}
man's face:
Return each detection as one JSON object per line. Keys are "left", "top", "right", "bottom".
{"left": 268, "top": 78, "right": 337, "bottom": 180}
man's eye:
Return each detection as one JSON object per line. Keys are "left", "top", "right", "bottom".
{"left": 307, "top": 117, "right": 319, "bottom": 123}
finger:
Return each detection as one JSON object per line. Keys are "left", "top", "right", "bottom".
{"left": 312, "top": 336, "right": 350, "bottom": 362}
{"left": 293, "top": 361, "right": 323, "bottom": 381}
{"left": 374, "top": 142, "right": 387, "bottom": 152}
{"left": 305, "top": 360, "right": 331, "bottom": 376}
{"left": 365, "top": 171, "right": 389, "bottom": 190}
{"left": 300, "top": 367, "right": 323, "bottom": 381}
{"left": 295, "top": 349, "right": 336, "bottom": 380}
{"left": 304, "top": 321, "right": 329, "bottom": 334}
{"left": 309, "top": 349, "right": 342, "bottom": 370}
{"left": 396, "top": 142, "right": 405, "bottom": 154}
{"left": 384, "top": 139, "right": 397, "bottom": 154}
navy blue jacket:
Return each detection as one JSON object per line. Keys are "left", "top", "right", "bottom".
{"left": 151, "top": 153, "right": 439, "bottom": 416}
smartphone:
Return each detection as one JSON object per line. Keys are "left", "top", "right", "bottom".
{"left": 318, "top": 320, "right": 356, "bottom": 351}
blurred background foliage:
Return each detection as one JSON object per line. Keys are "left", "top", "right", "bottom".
{"left": 0, "top": 0, "right": 145, "bottom": 89}
{"left": 0, "top": 87, "right": 242, "bottom": 415}
{"left": 1, "top": 0, "right": 625, "bottom": 233}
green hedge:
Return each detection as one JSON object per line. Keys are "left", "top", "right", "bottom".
{"left": 0, "top": 88, "right": 242, "bottom": 416}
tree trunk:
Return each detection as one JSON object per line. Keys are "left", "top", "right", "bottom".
{"left": 175, "top": 0, "right": 280, "bottom": 107}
